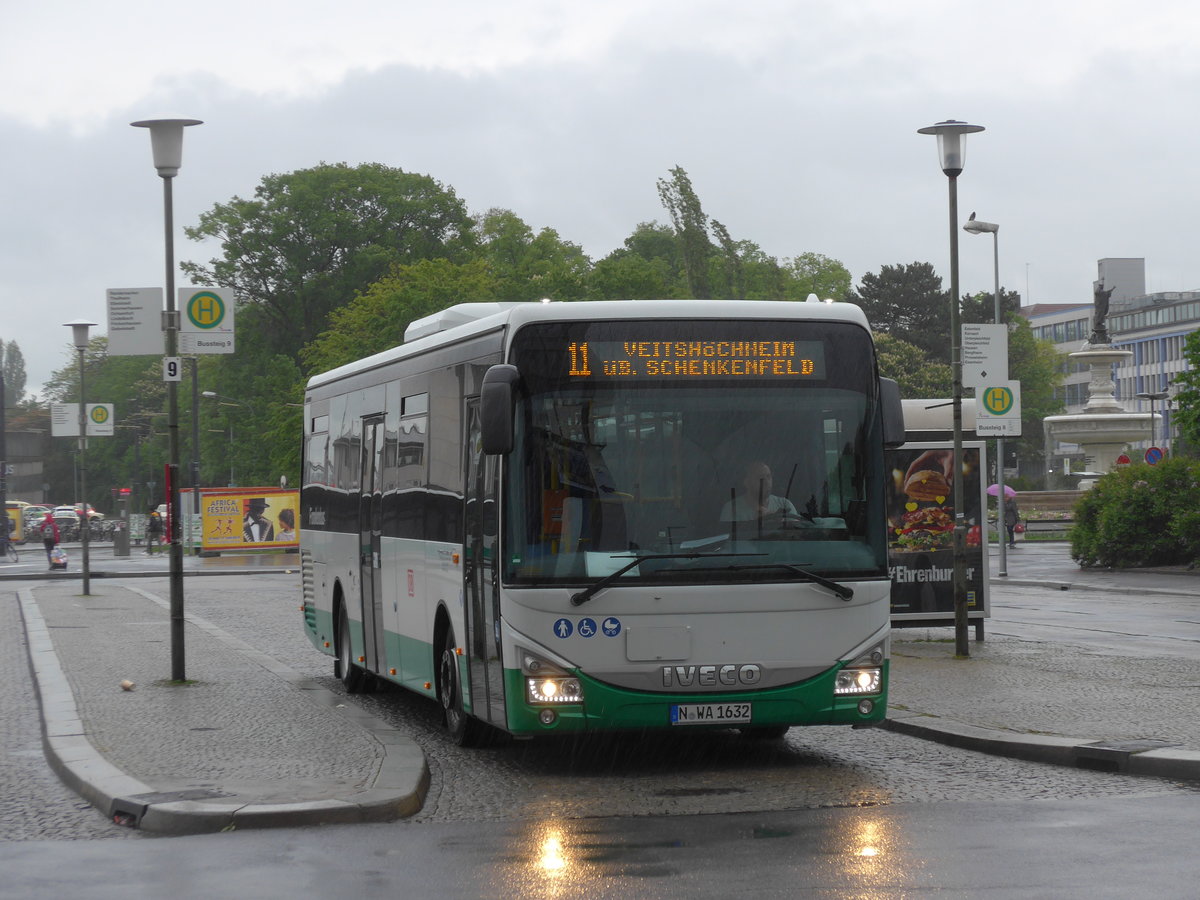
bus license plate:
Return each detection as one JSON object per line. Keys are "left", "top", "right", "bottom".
{"left": 670, "top": 702, "right": 752, "bottom": 725}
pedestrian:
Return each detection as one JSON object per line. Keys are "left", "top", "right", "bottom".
{"left": 40, "top": 511, "right": 60, "bottom": 566}
{"left": 145, "top": 508, "right": 164, "bottom": 555}
{"left": 1004, "top": 497, "right": 1020, "bottom": 548}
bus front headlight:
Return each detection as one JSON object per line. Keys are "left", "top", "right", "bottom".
{"left": 526, "top": 676, "right": 584, "bottom": 704}
{"left": 834, "top": 668, "right": 881, "bottom": 695}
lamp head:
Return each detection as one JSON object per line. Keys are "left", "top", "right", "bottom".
{"left": 963, "top": 217, "right": 998, "bottom": 235}
{"left": 917, "top": 119, "right": 985, "bottom": 176}
{"left": 63, "top": 318, "right": 98, "bottom": 351}
{"left": 130, "top": 118, "right": 203, "bottom": 177}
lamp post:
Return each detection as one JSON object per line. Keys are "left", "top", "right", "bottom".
{"left": 132, "top": 116, "right": 201, "bottom": 682}
{"left": 918, "top": 119, "right": 985, "bottom": 657}
{"left": 1136, "top": 389, "right": 1169, "bottom": 453}
{"left": 963, "top": 214, "right": 1009, "bottom": 577}
{"left": 64, "top": 319, "right": 97, "bottom": 594}
{"left": 202, "top": 391, "right": 251, "bottom": 486}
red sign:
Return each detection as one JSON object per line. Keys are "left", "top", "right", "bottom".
{"left": 1115, "top": 454, "right": 1131, "bottom": 466}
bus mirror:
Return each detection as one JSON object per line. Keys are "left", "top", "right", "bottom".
{"left": 481, "top": 364, "right": 521, "bottom": 454}
{"left": 879, "top": 377, "right": 905, "bottom": 448}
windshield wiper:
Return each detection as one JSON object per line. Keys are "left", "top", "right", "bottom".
{"left": 719, "top": 562, "right": 855, "bottom": 602}
{"left": 569, "top": 552, "right": 762, "bottom": 606}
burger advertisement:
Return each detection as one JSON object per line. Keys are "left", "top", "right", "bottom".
{"left": 886, "top": 442, "right": 988, "bottom": 619}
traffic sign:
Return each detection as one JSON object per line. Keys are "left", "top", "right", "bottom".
{"left": 974, "top": 380, "right": 1022, "bottom": 436}
{"left": 49, "top": 403, "right": 115, "bottom": 437}
{"left": 962, "top": 324, "right": 1008, "bottom": 389}
{"left": 1145, "top": 447, "right": 1164, "bottom": 465}
{"left": 1115, "top": 454, "right": 1131, "bottom": 466}
{"left": 107, "top": 287, "right": 165, "bottom": 356}
{"left": 179, "top": 287, "right": 236, "bottom": 354}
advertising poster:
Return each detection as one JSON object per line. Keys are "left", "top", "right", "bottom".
{"left": 200, "top": 489, "right": 299, "bottom": 552}
{"left": 886, "top": 442, "right": 988, "bottom": 621}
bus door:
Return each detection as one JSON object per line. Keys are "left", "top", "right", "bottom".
{"left": 464, "top": 400, "right": 505, "bottom": 726}
{"left": 358, "top": 415, "right": 387, "bottom": 675}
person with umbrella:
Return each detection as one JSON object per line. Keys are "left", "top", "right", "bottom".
{"left": 987, "top": 483, "right": 1020, "bottom": 548}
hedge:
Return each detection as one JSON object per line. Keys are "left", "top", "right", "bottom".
{"left": 1071, "top": 457, "right": 1200, "bottom": 568}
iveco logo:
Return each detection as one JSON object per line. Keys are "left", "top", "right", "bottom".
{"left": 662, "top": 664, "right": 762, "bottom": 688}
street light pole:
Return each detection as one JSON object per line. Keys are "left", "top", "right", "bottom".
{"left": 1136, "top": 389, "right": 1169, "bottom": 452}
{"left": 919, "top": 119, "right": 985, "bottom": 658}
{"left": 963, "top": 215, "right": 1008, "bottom": 577}
{"left": 64, "top": 319, "right": 96, "bottom": 594}
{"left": 132, "top": 117, "right": 201, "bottom": 682}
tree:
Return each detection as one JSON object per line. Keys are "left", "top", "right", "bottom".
{"left": 0, "top": 340, "right": 26, "bottom": 402}
{"left": 1004, "top": 316, "right": 1064, "bottom": 474}
{"left": 874, "top": 333, "right": 953, "bottom": 397}
{"left": 181, "top": 162, "right": 475, "bottom": 358}
{"left": 961, "top": 287, "right": 1022, "bottom": 325}
{"left": 657, "top": 167, "right": 714, "bottom": 299}
{"left": 1172, "top": 329, "right": 1200, "bottom": 452}
{"left": 849, "top": 263, "right": 950, "bottom": 362}
{"left": 782, "top": 253, "right": 853, "bottom": 302}
{"left": 475, "top": 209, "right": 591, "bottom": 301}
{"left": 301, "top": 259, "right": 498, "bottom": 375}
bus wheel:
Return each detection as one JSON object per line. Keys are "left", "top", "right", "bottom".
{"left": 739, "top": 725, "right": 790, "bottom": 740}
{"left": 336, "top": 605, "right": 364, "bottom": 693}
{"left": 438, "top": 628, "right": 486, "bottom": 747}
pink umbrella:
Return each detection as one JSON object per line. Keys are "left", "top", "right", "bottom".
{"left": 987, "top": 483, "right": 1017, "bottom": 498}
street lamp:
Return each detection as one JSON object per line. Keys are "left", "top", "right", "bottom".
{"left": 132, "top": 116, "right": 201, "bottom": 682}
{"left": 962, "top": 214, "right": 1010, "bottom": 577}
{"left": 1136, "top": 389, "right": 1170, "bottom": 452}
{"left": 919, "top": 118, "right": 985, "bottom": 657}
{"left": 202, "top": 391, "right": 252, "bottom": 486}
{"left": 64, "top": 319, "right": 97, "bottom": 594}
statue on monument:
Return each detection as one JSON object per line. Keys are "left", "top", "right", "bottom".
{"left": 1088, "top": 281, "right": 1116, "bottom": 345}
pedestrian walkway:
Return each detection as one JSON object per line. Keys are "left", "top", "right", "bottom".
{"left": 13, "top": 543, "right": 1200, "bottom": 835}
{"left": 18, "top": 580, "right": 427, "bottom": 835}
{"left": 886, "top": 542, "right": 1200, "bottom": 781}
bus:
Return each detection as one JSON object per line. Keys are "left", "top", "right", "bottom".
{"left": 301, "top": 300, "right": 904, "bottom": 745}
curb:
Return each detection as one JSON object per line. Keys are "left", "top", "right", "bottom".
{"left": 883, "top": 709, "right": 1200, "bottom": 781}
{"left": 18, "top": 586, "right": 429, "bottom": 835}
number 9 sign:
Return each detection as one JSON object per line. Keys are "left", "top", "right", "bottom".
{"left": 163, "top": 356, "right": 182, "bottom": 382}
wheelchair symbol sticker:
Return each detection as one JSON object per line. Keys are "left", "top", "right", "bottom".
{"left": 578, "top": 617, "right": 597, "bottom": 638}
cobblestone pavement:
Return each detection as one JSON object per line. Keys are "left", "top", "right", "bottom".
{"left": 7, "top": 570, "right": 1200, "bottom": 843}
{"left": 174, "top": 576, "right": 1200, "bottom": 824}
{"left": 1, "top": 588, "right": 138, "bottom": 841}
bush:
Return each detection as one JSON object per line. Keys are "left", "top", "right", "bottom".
{"left": 1071, "top": 458, "right": 1200, "bottom": 568}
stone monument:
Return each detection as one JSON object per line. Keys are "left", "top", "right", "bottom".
{"left": 1044, "top": 281, "right": 1154, "bottom": 486}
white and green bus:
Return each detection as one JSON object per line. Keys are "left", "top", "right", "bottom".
{"left": 301, "top": 300, "right": 904, "bottom": 745}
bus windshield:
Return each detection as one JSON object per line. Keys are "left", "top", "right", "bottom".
{"left": 503, "top": 318, "right": 887, "bottom": 586}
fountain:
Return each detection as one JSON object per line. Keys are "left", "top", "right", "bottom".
{"left": 1043, "top": 282, "right": 1154, "bottom": 487}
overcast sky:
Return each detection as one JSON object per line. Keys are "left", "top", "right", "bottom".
{"left": 4, "top": 0, "right": 1200, "bottom": 397}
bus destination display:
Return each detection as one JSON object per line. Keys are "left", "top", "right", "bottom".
{"left": 566, "top": 339, "right": 826, "bottom": 380}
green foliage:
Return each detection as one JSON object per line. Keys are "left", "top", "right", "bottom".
{"left": 302, "top": 259, "right": 498, "bottom": 375}
{"left": 1005, "top": 316, "right": 1065, "bottom": 468}
{"left": 475, "top": 209, "right": 591, "bottom": 301}
{"left": 1071, "top": 458, "right": 1200, "bottom": 567}
{"left": 1173, "top": 330, "right": 1200, "bottom": 449}
{"left": 960, "top": 288, "right": 1021, "bottom": 325}
{"left": 781, "top": 253, "right": 853, "bottom": 302}
{"left": 656, "top": 166, "right": 713, "bottom": 299}
{"left": 181, "top": 162, "right": 474, "bottom": 359}
{"left": 874, "top": 333, "right": 952, "bottom": 397}
{"left": 1, "top": 339, "right": 27, "bottom": 402}
{"left": 849, "top": 263, "right": 950, "bottom": 362}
